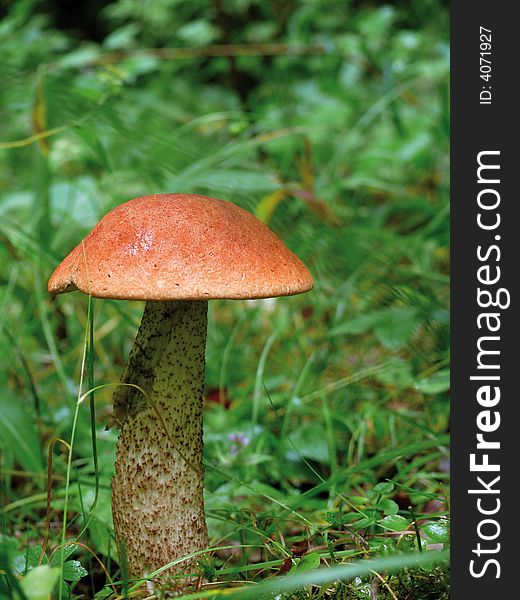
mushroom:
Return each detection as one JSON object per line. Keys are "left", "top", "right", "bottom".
{"left": 48, "top": 193, "right": 313, "bottom": 578}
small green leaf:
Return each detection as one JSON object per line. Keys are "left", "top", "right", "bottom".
{"left": 352, "top": 516, "right": 375, "bottom": 529}
{"left": 379, "top": 515, "right": 410, "bottom": 532}
{"left": 61, "top": 560, "right": 88, "bottom": 583}
{"left": 25, "top": 546, "right": 45, "bottom": 571}
{"left": 50, "top": 544, "right": 79, "bottom": 566}
{"left": 415, "top": 370, "right": 450, "bottom": 394}
{"left": 349, "top": 496, "right": 367, "bottom": 506}
{"left": 58, "top": 46, "right": 100, "bottom": 68}
{"left": 20, "top": 565, "right": 60, "bottom": 600}
{"left": 373, "top": 481, "right": 395, "bottom": 494}
{"left": 421, "top": 519, "right": 450, "bottom": 543}
{"left": 378, "top": 499, "right": 399, "bottom": 516}
{"left": 341, "top": 512, "right": 363, "bottom": 524}
{"left": 293, "top": 552, "right": 320, "bottom": 573}
{"left": 177, "top": 20, "right": 219, "bottom": 46}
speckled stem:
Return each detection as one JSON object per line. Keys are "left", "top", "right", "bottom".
{"left": 111, "top": 300, "right": 208, "bottom": 578}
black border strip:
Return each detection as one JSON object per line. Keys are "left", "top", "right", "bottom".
{"left": 451, "top": 2, "right": 517, "bottom": 595}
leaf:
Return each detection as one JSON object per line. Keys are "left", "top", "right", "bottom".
{"left": 352, "top": 516, "right": 375, "bottom": 529}
{"left": 0, "top": 393, "right": 42, "bottom": 473}
{"left": 373, "top": 481, "right": 395, "bottom": 495}
{"left": 88, "top": 518, "right": 118, "bottom": 563}
{"left": 103, "top": 24, "right": 139, "bottom": 50}
{"left": 373, "top": 307, "right": 419, "bottom": 350}
{"left": 20, "top": 565, "right": 60, "bottom": 600}
{"left": 57, "top": 46, "right": 100, "bottom": 68}
{"left": 378, "top": 515, "right": 410, "bottom": 532}
{"left": 50, "top": 544, "right": 79, "bottom": 566}
{"left": 421, "top": 519, "right": 449, "bottom": 543}
{"left": 349, "top": 496, "right": 367, "bottom": 506}
{"left": 283, "top": 422, "right": 330, "bottom": 464}
{"left": 61, "top": 560, "right": 88, "bottom": 583}
{"left": 25, "top": 546, "right": 45, "bottom": 571}
{"left": 378, "top": 499, "right": 399, "bottom": 516}
{"left": 120, "top": 55, "right": 160, "bottom": 80}
{"left": 415, "top": 369, "right": 450, "bottom": 394}
{"left": 331, "top": 307, "right": 419, "bottom": 349}
{"left": 83, "top": 490, "right": 118, "bottom": 561}
{"left": 330, "top": 312, "right": 382, "bottom": 336}
{"left": 341, "top": 512, "right": 363, "bottom": 524}
{"left": 177, "top": 20, "right": 219, "bottom": 46}
{"left": 293, "top": 552, "right": 321, "bottom": 573}
{"left": 49, "top": 546, "right": 87, "bottom": 583}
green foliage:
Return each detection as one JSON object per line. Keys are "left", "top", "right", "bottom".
{"left": 19, "top": 565, "right": 60, "bottom": 600}
{"left": 0, "top": 535, "right": 87, "bottom": 599}
{"left": 1, "top": 0, "right": 449, "bottom": 597}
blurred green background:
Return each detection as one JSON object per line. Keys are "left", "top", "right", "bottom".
{"left": 0, "top": 0, "right": 449, "bottom": 598}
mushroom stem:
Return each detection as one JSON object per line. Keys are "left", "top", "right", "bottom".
{"left": 111, "top": 300, "right": 209, "bottom": 577}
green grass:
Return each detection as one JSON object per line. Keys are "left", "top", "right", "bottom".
{"left": 1, "top": 1, "right": 449, "bottom": 597}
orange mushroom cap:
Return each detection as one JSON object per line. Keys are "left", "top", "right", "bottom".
{"left": 48, "top": 193, "right": 313, "bottom": 301}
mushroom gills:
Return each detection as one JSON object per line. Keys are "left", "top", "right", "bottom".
{"left": 111, "top": 299, "right": 209, "bottom": 576}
